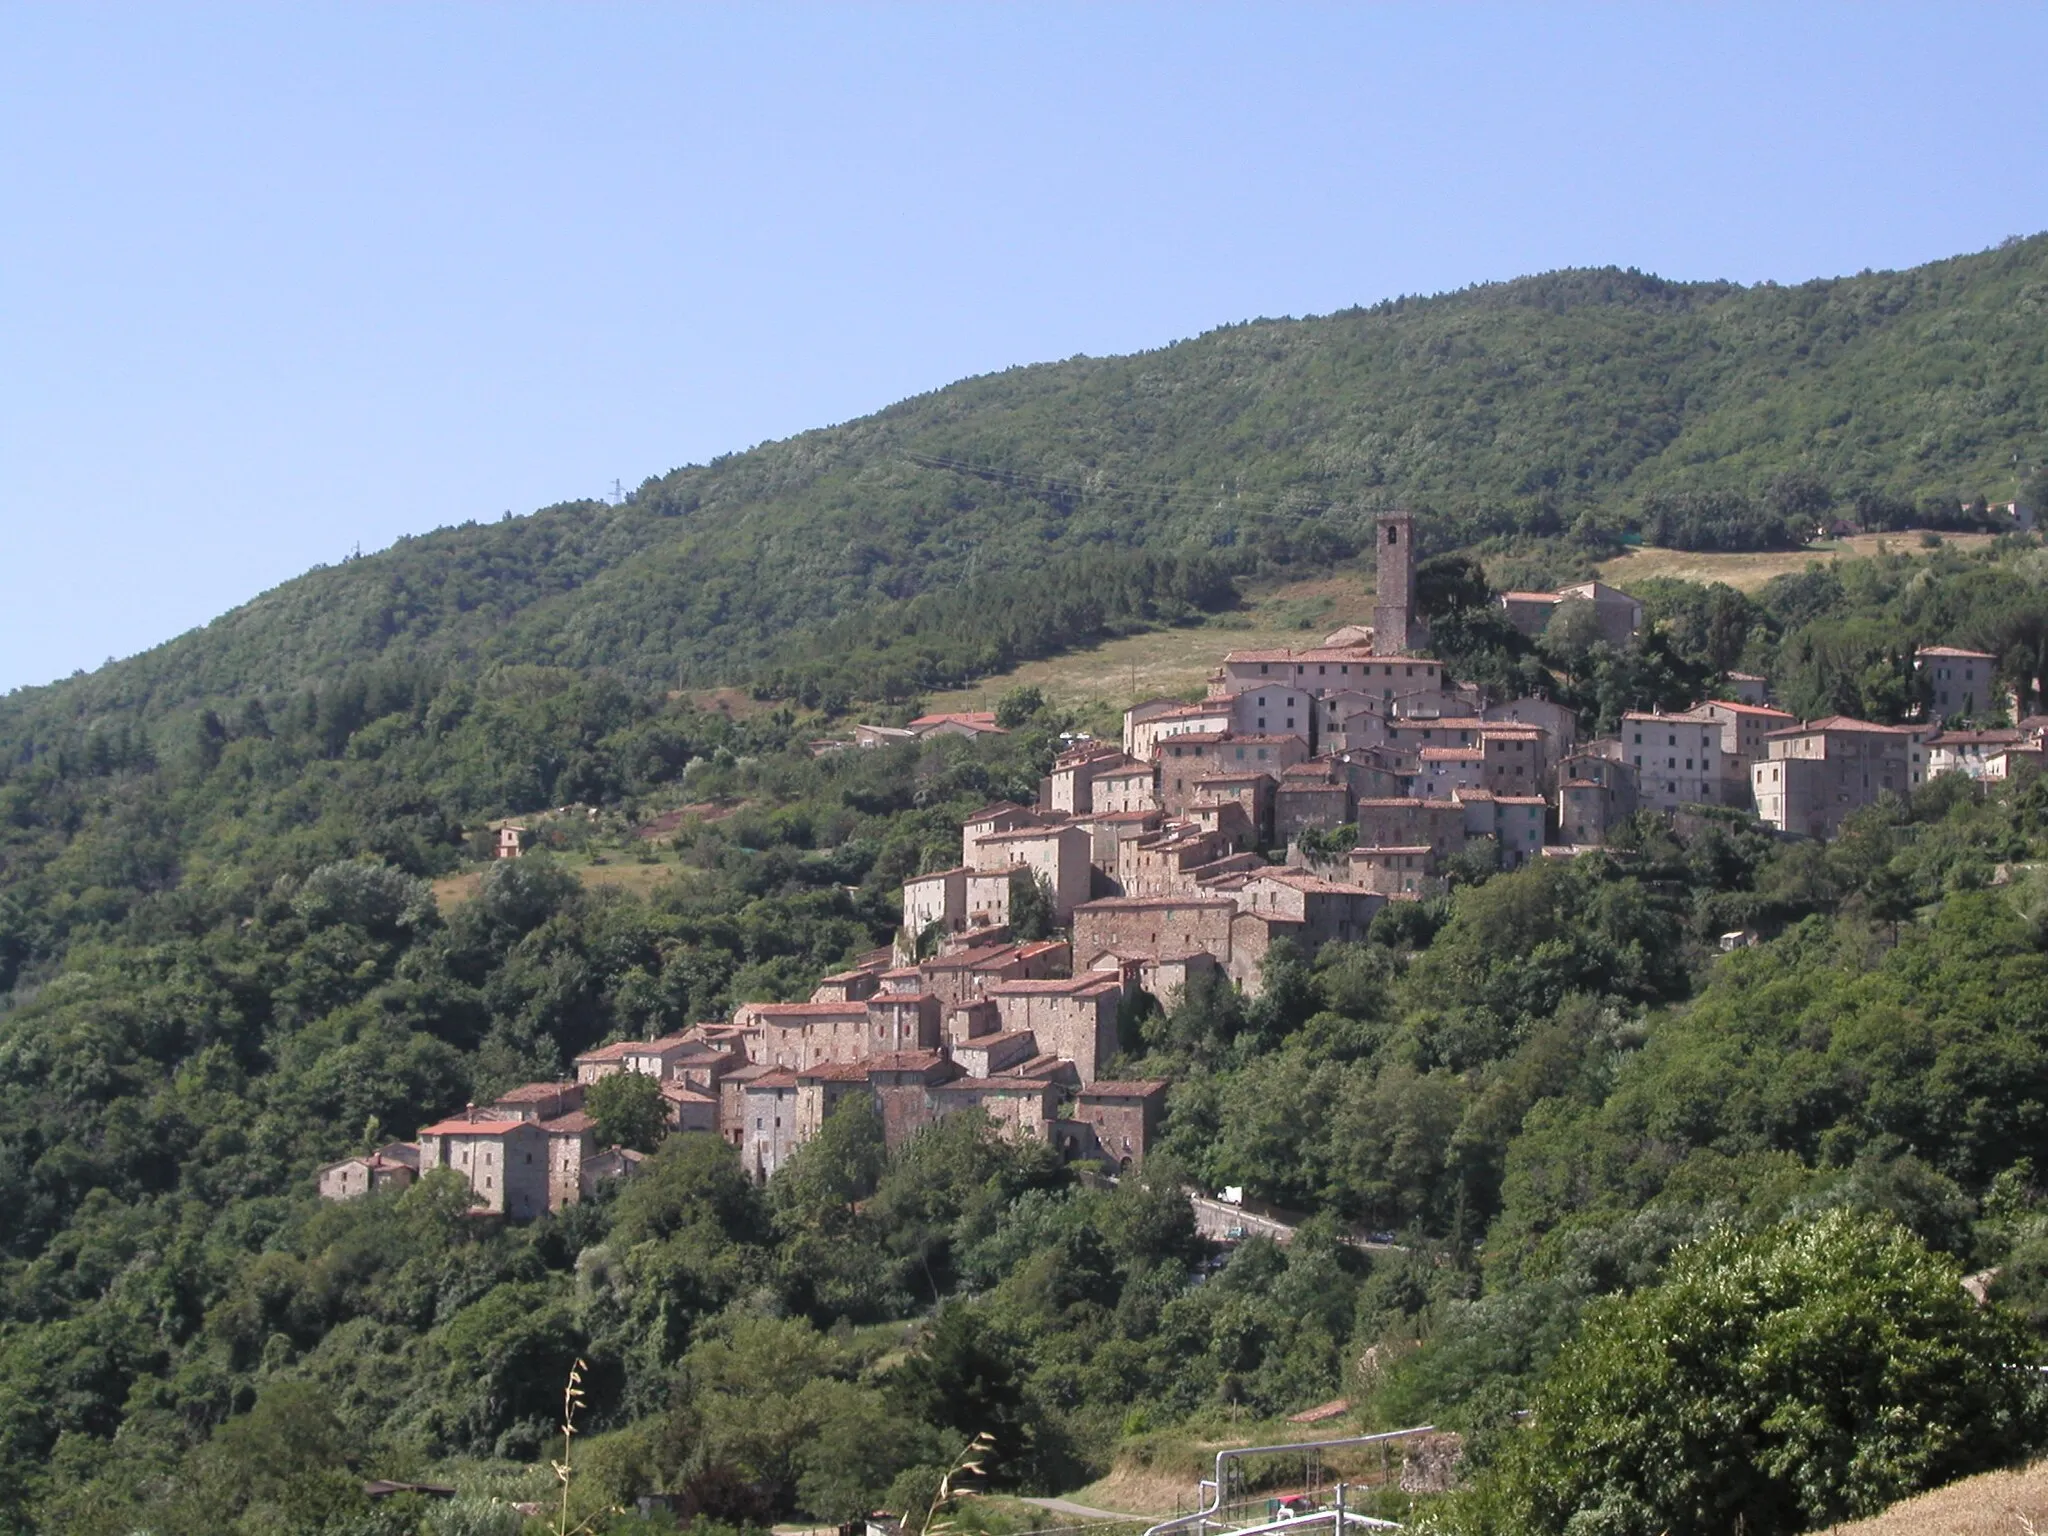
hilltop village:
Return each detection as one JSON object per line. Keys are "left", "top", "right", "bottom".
{"left": 323, "top": 513, "right": 2042, "bottom": 1214}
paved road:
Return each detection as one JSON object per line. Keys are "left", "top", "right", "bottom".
{"left": 1021, "top": 1497, "right": 1156, "bottom": 1522}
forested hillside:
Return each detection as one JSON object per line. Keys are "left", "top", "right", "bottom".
{"left": 10, "top": 235, "right": 2048, "bottom": 1534}
{"left": 9, "top": 234, "right": 2048, "bottom": 740}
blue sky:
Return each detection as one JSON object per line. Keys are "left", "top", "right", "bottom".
{"left": 3, "top": 4, "right": 2045, "bottom": 693}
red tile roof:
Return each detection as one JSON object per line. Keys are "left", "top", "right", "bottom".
{"left": 417, "top": 1115, "right": 540, "bottom": 1138}
{"left": 540, "top": 1111, "right": 596, "bottom": 1134}
{"left": 1078, "top": 1080, "right": 1171, "bottom": 1099}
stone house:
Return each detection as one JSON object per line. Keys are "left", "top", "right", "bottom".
{"left": 1233, "top": 870, "right": 1384, "bottom": 946}
{"left": 745, "top": 1002, "right": 873, "bottom": 1069}
{"left": 1622, "top": 709, "right": 1726, "bottom": 811}
{"left": 909, "top": 711, "right": 1009, "bottom": 741}
{"left": 739, "top": 1071, "right": 803, "bottom": 1181}
{"left": 490, "top": 1082, "right": 586, "bottom": 1122}
{"left": 1479, "top": 726, "right": 1548, "bottom": 796}
{"left": 987, "top": 973, "right": 1126, "bottom": 1082}
{"left": 416, "top": 1115, "right": 549, "bottom": 1219}
{"left": 1352, "top": 798, "right": 1468, "bottom": 859}
{"left": 1072, "top": 895, "right": 1239, "bottom": 973}
{"left": 1126, "top": 700, "right": 1235, "bottom": 762}
{"left": 1751, "top": 717, "right": 1917, "bottom": 838}
{"left": 1917, "top": 646, "right": 1998, "bottom": 721}
{"left": 928, "top": 1076, "right": 1063, "bottom": 1145}
{"left": 1415, "top": 746, "right": 1485, "bottom": 798}
{"left": 1275, "top": 760, "right": 1353, "bottom": 842}
{"left": 1193, "top": 772, "right": 1277, "bottom": 845}
{"left": 573, "top": 1041, "right": 638, "bottom": 1084}
{"left": 316, "top": 1146, "right": 419, "bottom": 1202}
{"left": 959, "top": 802, "right": 1047, "bottom": 866}
{"left": 810, "top": 965, "right": 885, "bottom": 1004}
{"left": 1350, "top": 845, "right": 1439, "bottom": 897}
{"left": 1092, "top": 763, "right": 1159, "bottom": 815}
{"left": 660, "top": 1082, "right": 720, "bottom": 1133}
{"left": 866, "top": 1051, "right": 961, "bottom": 1149}
{"left": 1158, "top": 734, "right": 1311, "bottom": 813}
{"left": 951, "top": 1029, "right": 1042, "bottom": 1076}
{"left": 1044, "top": 747, "right": 1144, "bottom": 815}
{"left": 539, "top": 1112, "right": 595, "bottom": 1211}
{"left": 902, "top": 867, "right": 968, "bottom": 937}
{"left": 1927, "top": 728, "right": 2034, "bottom": 781}
{"left": 1697, "top": 701, "right": 1797, "bottom": 807}
{"left": 1070, "top": 1080, "right": 1170, "bottom": 1170}
{"left": 969, "top": 823, "right": 1093, "bottom": 921}
{"left": 1556, "top": 750, "right": 1641, "bottom": 844}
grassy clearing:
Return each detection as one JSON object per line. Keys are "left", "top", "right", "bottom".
{"left": 431, "top": 855, "right": 697, "bottom": 911}
{"left": 1599, "top": 532, "right": 2000, "bottom": 592}
{"left": 920, "top": 572, "right": 1378, "bottom": 718}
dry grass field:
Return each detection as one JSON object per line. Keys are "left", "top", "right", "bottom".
{"left": 1819, "top": 1455, "right": 2048, "bottom": 1534}
{"left": 431, "top": 857, "right": 690, "bottom": 911}
{"left": 919, "top": 573, "right": 1379, "bottom": 717}
{"left": 1599, "top": 532, "right": 2000, "bottom": 592}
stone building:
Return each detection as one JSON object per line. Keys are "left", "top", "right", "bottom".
{"left": 986, "top": 973, "right": 1126, "bottom": 1082}
{"left": 1621, "top": 709, "right": 1726, "bottom": 811}
{"left": 1070, "top": 1080, "right": 1170, "bottom": 1171}
{"left": 316, "top": 1146, "right": 419, "bottom": 1201}
{"left": 1751, "top": 717, "right": 1918, "bottom": 838}
{"left": 1373, "top": 511, "right": 1421, "bottom": 654}
{"left": 1917, "top": 646, "right": 1997, "bottom": 721}
{"left": 416, "top": 1114, "right": 549, "bottom": 1219}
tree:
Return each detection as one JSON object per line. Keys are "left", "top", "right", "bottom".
{"left": 994, "top": 686, "right": 1046, "bottom": 729}
{"left": 586, "top": 1071, "right": 671, "bottom": 1153}
{"left": 1007, "top": 869, "right": 1056, "bottom": 941}
{"left": 1469, "top": 1212, "right": 2048, "bottom": 1536}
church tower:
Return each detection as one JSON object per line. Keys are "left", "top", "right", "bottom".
{"left": 1373, "top": 511, "right": 1421, "bottom": 655}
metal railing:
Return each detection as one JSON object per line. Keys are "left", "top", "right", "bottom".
{"left": 1141, "top": 1427, "right": 1436, "bottom": 1536}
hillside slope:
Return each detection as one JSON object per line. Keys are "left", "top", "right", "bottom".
{"left": 8, "top": 234, "right": 2048, "bottom": 743}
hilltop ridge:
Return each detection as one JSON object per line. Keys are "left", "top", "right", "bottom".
{"left": 7, "top": 234, "right": 2048, "bottom": 746}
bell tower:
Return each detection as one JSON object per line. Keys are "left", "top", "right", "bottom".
{"left": 1373, "top": 511, "right": 1420, "bottom": 655}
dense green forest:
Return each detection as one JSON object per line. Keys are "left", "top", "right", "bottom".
{"left": 12, "top": 235, "right": 2048, "bottom": 1532}
{"left": 4, "top": 540, "right": 2048, "bottom": 1532}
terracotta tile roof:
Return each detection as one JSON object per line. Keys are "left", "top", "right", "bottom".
{"left": 903, "top": 866, "right": 971, "bottom": 884}
{"left": 659, "top": 1083, "right": 718, "bottom": 1103}
{"left": 1916, "top": 645, "right": 1996, "bottom": 659}
{"left": 573, "top": 1040, "right": 641, "bottom": 1063}
{"left": 1501, "top": 590, "right": 1564, "bottom": 603}
{"left": 1353, "top": 844, "right": 1433, "bottom": 855}
{"left": 912, "top": 711, "right": 1003, "bottom": 729}
{"left": 744, "top": 1070, "right": 801, "bottom": 1091}
{"left": 962, "top": 801, "right": 1038, "bottom": 823}
{"left": 417, "top": 1115, "right": 540, "bottom": 1138}
{"left": 1480, "top": 726, "right": 1545, "bottom": 740}
{"left": 1420, "top": 747, "right": 1484, "bottom": 761}
{"left": 796, "top": 1060, "right": 872, "bottom": 1082}
{"left": 870, "top": 990, "right": 940, "bottom": 1007}
{"left": 750, "top": 1002, "right": 869, "bottom": 1022}
{"left": 540, "top": 1111, "right": 596, "bottom": 1134}
{"left": 866, "top": 1050, "right": 951, "bottom": 1073}
{"left": 496, "top": 1081, "right": 579, "bottom": 1103}
{"left": 1078, "top": 1080, "right": 1171, "bottom": 1098}
{"left": 1704, "top": 700, "right": 1794, "bottom": 717}
{"left": 1074, "top": 894, "right": 1237, "bottom": 911}
{"left": 987, "top": 975, "right": 1122, "bottom": 997}
{"left": 1495, "top": 794, "right": 1548, "bottom": 805}
{"left": 1764, "top": 715, "right": 1902, "bottom": 737}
